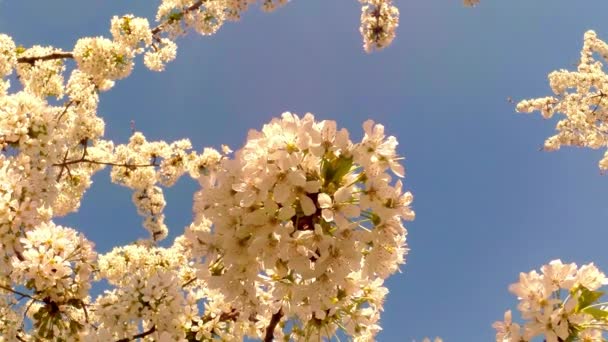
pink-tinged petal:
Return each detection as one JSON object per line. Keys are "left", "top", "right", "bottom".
{"left": 362, "top": 119, "right": 374, "bottom": 137}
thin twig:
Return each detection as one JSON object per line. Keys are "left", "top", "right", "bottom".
{"left": 0, "top": 284, "right": 38, "bottom": 301}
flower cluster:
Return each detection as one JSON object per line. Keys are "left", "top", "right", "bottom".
{"left": 0, "top": 34, "right": 16, "bottom": 96}
{"left": 16, "top": 45, "right": 66, "bottom": 98}
{"left": 92, "top": 245, "right": 193, "bottom": 341}
{"left": 517, "top": 31, "right": 608, "bottom": 170}
{"left": 494, "top": 260, "right": 608, "bottom": 342}
{"left": 188, "top": 112, "right": 414, "bottom": 340}
{"left": 360, "top": 0, "right": 400, "bottom": 53}
{"left": 9, "top": 222, "right": 96, "bottom": 340}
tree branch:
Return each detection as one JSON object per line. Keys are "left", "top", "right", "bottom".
{"left": 14, "top": 1, "right": 204, "bottom": 67}
{"left": 0, "top": 284, "right": 39, "bottom": 302}
{"left": 116, "top": 325, "right": 156, "bottom": 342}
{"left": 151, "top": 0, "right": 206, "bottom": 35}
{"left": 263, "top": 308, "right": 283, "bottom": 342}
{"left": 53, "top": 142, "right": 159, "bottom": 181}
{"left": 17, "top": 51, "right": 74, "bottom": 65}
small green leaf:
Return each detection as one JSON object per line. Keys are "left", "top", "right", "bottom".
{"left": 582, "top": 306, "right": 608, "bottom": 320}
{"left": 168, "top": 12, "right": 184, "bottom": 23}
{"left": 577, "top": 287, "right": 604, "bottom": 310}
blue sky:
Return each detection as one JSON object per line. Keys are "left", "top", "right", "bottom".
{"left": 3, "top": 1, "right": 608, "bottom": 340}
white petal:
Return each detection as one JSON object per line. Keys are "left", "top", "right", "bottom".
{"left": 278, "top": 206, "right": 296, "bottom": 220}
{"left": 273, "top": 182, "right": 290, "bottom": 203}
{"left": 288, "top": 170, "right": 306, "bottom": 187}
{"left": 322, "top": 209, "right": 334, "bottom": 222}
{"left": 317, "top": 193, "right": 333, "bottom": 209}
{"left": 300, "top": 195, "right": 316, "bottom": 216}
{"left": 304, "top": 180, "right": 321, "bottom": 193}
{"left": 390, "top": 161, "right": 405, "bottom": 178}
{"left": 334, "top": 186, "right": 351, "bottom": 203}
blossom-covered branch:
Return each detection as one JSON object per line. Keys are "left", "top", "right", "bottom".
{"left": 517, "top": 31, "right": 608, "bottom": 171}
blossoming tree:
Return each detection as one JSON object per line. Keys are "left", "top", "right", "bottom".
{"left": 0, "top": 0, "right": 453, "bottom": 340}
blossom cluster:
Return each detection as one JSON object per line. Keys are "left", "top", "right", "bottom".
{"left": 517, "top": 31, "right": 608, "bottom": 170}
{"left": 494, "top": 260, "right": 608, "bottom": 342}
{"left": 187, "top": 112, "right": 413, "bottom": 340}
{"left": 360, "top": 0, "right": 400, "bottom": 53}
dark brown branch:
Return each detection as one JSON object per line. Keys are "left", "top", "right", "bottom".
{"left": 263, "top": 308, "right": 283, "bottom": 342}
{"left": 181, "top": 277, "right": 197, "bottom": 288}
{"left": 116, "top": 325, "right": 156, "bottom": 342}
{"left": 15, "top": 333, "right": 27, "bottom": 342}
{"left": 17, "top": 52, "right": 74, "bottom": 65}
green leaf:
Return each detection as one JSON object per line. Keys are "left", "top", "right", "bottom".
{"left": 582, "top": 306, "right": 608, "bottom": 320}
{"left": 577, "top": 287, "right": 604, "bottom": 310}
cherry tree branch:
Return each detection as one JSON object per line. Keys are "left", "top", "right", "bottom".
{"left": 53, "top": 141, "right": 159, "bottom": 181}
{"left": 263, "top": 308, "right": 283, "bottom": 342}
{"left": 15, "top": 0, "right": 206, "bottom": 66}
{"left": 151, "top": 0, "right": 206, "bottom": 35}
{"left": 116, "top": 325, "right": 156, "bottom": 342}
{"left": 0, "top": 284, "right": 39, "bottom": 302}
{"left": 17, "top": 51, "right": 74, "bottom": 65}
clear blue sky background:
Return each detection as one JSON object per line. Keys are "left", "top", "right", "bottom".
{"left": 2, "top": 1, "right": 608, "bottom": 341}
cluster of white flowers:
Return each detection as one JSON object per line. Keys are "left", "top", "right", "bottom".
{"left": 517, "top": 31, "right": 608, "bottom": 170}
{"left": 92, "top": 245, "right": 192, "bottom": 340}
{"left": 9, "top": 222, "right": 96, "bottom": 340}
{"left": 360, "top": 0, "right": 400, "bottom": 53}
{"left": 494, "top": 260, "right": 608, "bottom": 342}
{"left": 0, "top": 34, "right": 16, "bottom": 96}
{"left": 16, "top": 46, "right": 66, "bottom": 98}
{"left": 188, "top": 112, "right": 413, "bottom": 340}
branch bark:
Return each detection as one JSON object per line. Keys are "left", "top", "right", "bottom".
{"left": 17, "top": 51, "right": 74, "bottom": 65}
{"left": 116, "top": 325, "right": 156, "bottom": 342}
{"left": 263, "top": 308, "right": 283, "bottom": 342}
